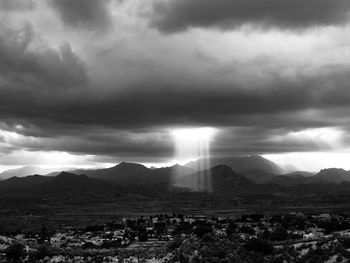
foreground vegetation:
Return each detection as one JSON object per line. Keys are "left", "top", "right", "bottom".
{"left": 2, "top": 212, "right": 350, "bottom": 262}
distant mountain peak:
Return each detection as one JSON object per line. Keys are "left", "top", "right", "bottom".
{"left": 185, "top": 155, "right": 283, "bottom": 174}
{"left": 70, "top": 162, "right": 151, "bottom": 185}
{"left": 315, "top": 168, "right": 350, "bottom": 184}
{"left": 319, "top": 168, "right": 347, "bottom": 173}
{"left": 118, "top": 161, "right": 130, "bottom": 166}
{"left": 0, "top": 166, "right": 69, "bottom": 180}
{"left": 55, "top": 171, "right": 88, "bottom": 181}
{"left": 175, "top": 164, "right": 256, "bottom": 192}
{"left": 112, "top": 162, "right": 149, "bottom": 172}
{"left": 210, "top": 165, "right": 233, "bottom": 173}
{"left": 118, "top": 161, "right": 145, "bottom": 167}
{"left": 57, "top": 171, "right": 80, "bottom": 176}
{"left": 211, "top": 164, "right": 231, "bottom": 169}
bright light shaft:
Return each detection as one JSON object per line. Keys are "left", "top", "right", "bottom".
{"left": 171, "top": 127, "right": 217, "bottom": 192}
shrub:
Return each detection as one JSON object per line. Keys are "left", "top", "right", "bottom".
{"left": 5, "top": 243, "right": 25, "bottom": 260}
{"left": 270, "top": 226, "right": 288, "bottom": 241}
{"left": 168, "top": 235, "right": 184, "bottom": 250}
{"left": 245, "top": 238, "right": 274, "bottom": 255}
{"left": 194, "top": 224, "right": 212, "bottom": 237}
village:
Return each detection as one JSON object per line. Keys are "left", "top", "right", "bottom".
{"left": 1, "top": 212, "right": 350, "bottom": 262}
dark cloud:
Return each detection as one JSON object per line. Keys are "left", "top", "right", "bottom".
{"left": 213, "top": 126, "right": 345, "bottom": 157}
{"left": 5, "top": 66, "right": 347, "bottom": 130}
{"left": 51, "top": 0, "right": 111, "bottom": 30}
{"left": 11, "top": 130, "right": 174, "bottom": 162}
{"left": 1, "top": 4, "right": 350, "bottom": 164}
{"left": 0, "top": 23, "right": 87, "bottom": 88}
{"left": 1, "top": 62, "right": 350, "bottom": 160}
{"left": 1, "top": 21, "right": 350, "bottom": 160}
{"left": 150, "top": 0, "right": 350, "bottom": 33}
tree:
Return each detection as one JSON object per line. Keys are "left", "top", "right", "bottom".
{"left": 194, "top": 224, "right": 212, "bottom": 237}
{"left": 100, "top": 240, "right": 121, "bottom": 249}
{"left": 35, "top": 244, "right": 51, "bottom": 260}
{"left": 168, "top": 235, "right": 184, "bottom": 250}
{"left": 226, "top": 222, "right": 237, "bottom": 237}
{"left": 245, "top": 238, "right": 274, "bottom": 255}
{"left": 5, "top": 243, "right": 25, "bottom": 261}
{"left": 342, "top": 238, "right": 350, "bottom": 249}
{"left": 154, "top": 222, "right": 166, "bottom": 235}
{"left": 239, "top": 226, "right": 255, "bottom": 235}
{"left": 82, "top": 242, "right": 96, "bottom": 249}
{"left": 270, "top": 226, "right": 288, "bottom": 241}
{"left": 138, "top": 227, "right": 148, "bottom": 242}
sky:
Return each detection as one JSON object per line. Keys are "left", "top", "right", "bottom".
{"left": 1, "top": 0, "right": 350, "bottom": 172}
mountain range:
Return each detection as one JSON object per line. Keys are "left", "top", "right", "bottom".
{"left": 0, "top": 166, "right": 63, "bottom": 180}
{"left": 0, "top": 172, "right": 121, "bottom": 204}
{"left": 2, "top": 156, "right": 350, "bottom": 204}
{"left": 70, "top": 162, "right": 193, "bottom": 186}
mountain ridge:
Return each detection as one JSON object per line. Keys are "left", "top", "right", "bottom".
{"left": 185, "top": 155, "right": 283, "bottom": 175}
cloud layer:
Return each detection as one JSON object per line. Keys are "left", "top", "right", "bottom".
{"left": 0, "top": 0, "right": 350, "bottom": 169}
{"left": 51, "top": 0, "right": 112, "bottom": 30}
{"left": 151, "top": 0, "right": 350, "bottom": 33}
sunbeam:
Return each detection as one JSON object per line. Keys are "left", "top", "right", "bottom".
{"left": 170, "top": 127, "right": 217, "bottom": 191}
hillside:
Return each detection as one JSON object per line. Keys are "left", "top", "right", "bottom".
{"left": 315, "top": 168, "right": 350, "bottom": 183}
{"left": 73, "top": 162, "right": 151, "bottom": 184}
{"left": 0, "top": 166, "right": 58, "bottom": 180}
{"left": 267, "top": 175, "right": 319, "bottom": 187}
{"left": 241, "top": 169, "right": 276, "bottom": 184}
{"left": 0, "top": 174, "right": 51, "bottom": 190}
{"left": 0, "top": 172, "right": 121, "bottom": 203}
{"left": 185, "top": 155, "right": 283, "bottom": 174}
{"left": 176, "top": 165, "right": 257, "bottom": 192}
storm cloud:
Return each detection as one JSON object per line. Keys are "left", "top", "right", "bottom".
{"left": 0, "top": 0, "right": 350, "bottom": 170}
{"left": 151, "top": 0, "right": 350, "bottom": 33}
{"left": 1, "top": 58, "right": 350, "bottom": 160}
{"left": 51, "top": 0, "right": 112, "bottom": 30}
{"left": 0, "top": 23, "right": 87, "bottom": 87}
